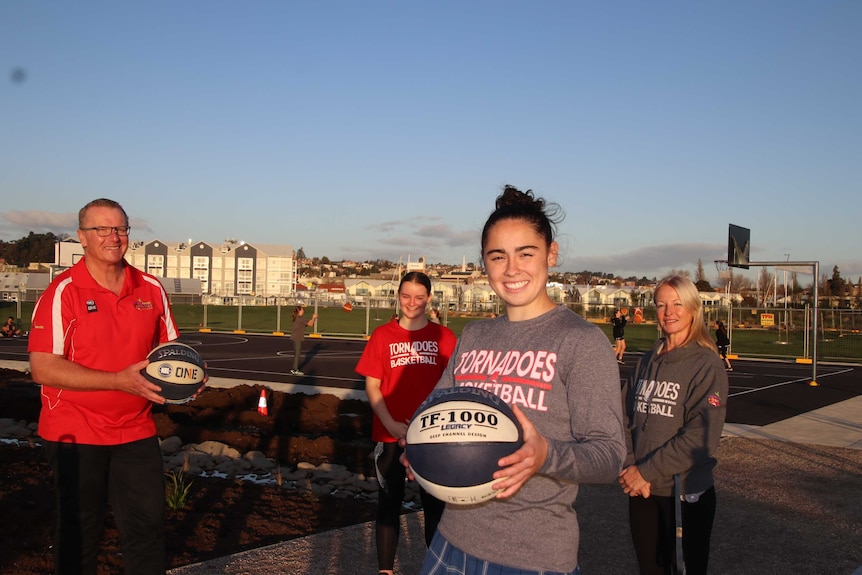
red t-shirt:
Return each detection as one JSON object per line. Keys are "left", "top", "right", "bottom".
{"left": 356, "top": 320, "right": 457, "bottom": 442}
{"left": 29, "top": 259, "right": 179, "bottom": 445}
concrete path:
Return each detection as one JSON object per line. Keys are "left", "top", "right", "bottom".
{"left": 168, "top": 513, "right": 428, "bottom": 575}
{"left": 721, "top": 394, "right": 862, "bottom": 449}
{"left": 169, "top": 394, "right": 862, "bottom": 575}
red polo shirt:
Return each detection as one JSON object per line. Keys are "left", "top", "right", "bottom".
{"left": 29, "top": 258, "right": 179, "bottom": 445}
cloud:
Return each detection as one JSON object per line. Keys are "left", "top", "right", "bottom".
{"left": 129, "top": 217, "right": 153, "bottom": 235}
{"left": 828, "top": 260, "right": 862, "bottom": 282}
{"left": 1, "top": 210, "right": 78, "bottom": 238}
{"left": 566, "top": 243, "right": 727, "bottom": 278}
{"left": 363, "top": 216, "right": 479, "bottom": 261}
{"left": 0, "top": 210, "right": 154, "bottom": 241}
{"left": 364, "top": 221, "right": 735, "bottom": 275}
{"left": 367, "top": 220, "right": 404, "bottom": 234}
{"left": 414, "top": 224, "right": 478, "bottom": 247}
{"left": 3, "top": 210, "right": 77, "bottom": 229}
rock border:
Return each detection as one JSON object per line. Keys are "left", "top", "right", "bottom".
{"left": 1, "top": 417, "right": 426, "bottom": 507}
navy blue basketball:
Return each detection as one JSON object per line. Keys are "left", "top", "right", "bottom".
{"left": 406, "top": 387, "right": 523, "bottom": 505}
{"left": 141, "top": 342, "right": 206, "bottom": 404}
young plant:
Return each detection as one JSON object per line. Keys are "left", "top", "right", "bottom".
{"left": 165, "top": 470, "right": 194, "bottom": 510}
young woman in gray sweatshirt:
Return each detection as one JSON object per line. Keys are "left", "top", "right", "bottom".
{"left": 406, "top": 186, "right": 625, "bottom": 575}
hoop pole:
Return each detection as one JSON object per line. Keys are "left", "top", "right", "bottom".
{"left": 714, "top": 260, "right": 732, "bottom": 348}
{"left": 739, "top": 259, "right": 819, "bottom": 386}
{"left": 811, "top": 261, "right": 819, "bottom": 386}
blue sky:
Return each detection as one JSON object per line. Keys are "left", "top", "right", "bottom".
{"left": 2, "top": 2, "right": 860, "bottom": 283}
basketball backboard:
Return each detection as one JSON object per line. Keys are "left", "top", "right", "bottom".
{"left": 727, "top": 224, "right": 750, "bottom": 269}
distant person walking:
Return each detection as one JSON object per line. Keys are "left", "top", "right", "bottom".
{"left": 612, "top": 309, "right": 628, "bottom": 364}
{"left": 290, "top": 306, "right": 317, "bottom": 376}
{"left": 715, "top": 320, "right": 732, "bottom": 371}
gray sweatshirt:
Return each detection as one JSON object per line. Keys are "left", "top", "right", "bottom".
{"left": 434, "top": 305, "right": 625, "bottom": 572}
{"left": 622, "top": 339, "right": 729, "bottom": 497}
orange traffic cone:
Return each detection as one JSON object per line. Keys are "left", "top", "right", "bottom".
{"left": 257, "top": 389, "right": 268, "bottom": 416}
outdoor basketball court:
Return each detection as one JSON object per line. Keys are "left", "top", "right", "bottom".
{"left": 3, "top": 331, "right": 860, "bottom": 428}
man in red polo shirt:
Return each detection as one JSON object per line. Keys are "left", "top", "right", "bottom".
{"left": 28, "top": 198, "right": 190, "bottom": 575}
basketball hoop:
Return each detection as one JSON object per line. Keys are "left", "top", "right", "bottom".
{"left": 714, "top": 260, "right": 731, "bottom": 279}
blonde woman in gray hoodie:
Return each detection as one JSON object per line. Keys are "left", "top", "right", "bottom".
{"left": 620, "top": 274, "right": 729, "bottom": 575}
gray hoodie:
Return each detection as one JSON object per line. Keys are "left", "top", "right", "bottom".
{"left": 622, "top": 339, "right": 729, "bottom": 497}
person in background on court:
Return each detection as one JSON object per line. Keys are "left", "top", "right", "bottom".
{"left": 289, "top": 305, "right": 317, "bottom": 376}
{"left": 715, "top": 320, "right": 732, "bottom": 371}
{"left": 429, "top": 307, "right": 441, "bottom": 324}
{"left": 356, "top": 271, "right": 457, "bottom": 575}
{"left": 612, "top": 308, "right": 628, "bottom": 364}
{"left": 1, "top": 316, "right": 22, "bottom": 337}
{"left": 619, "top": 274, "right": 728, "bottom": 575}
{"left": 28, "top": 198, "right": 197, "bottom": 575}
{"left": 403, "top": 186, "right": 625, "bottom": 575}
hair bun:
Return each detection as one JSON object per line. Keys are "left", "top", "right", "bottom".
{"left": 496, "top": 186, "right": 543, "bottom": 211}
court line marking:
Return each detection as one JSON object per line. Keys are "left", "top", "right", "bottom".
{"left": 203, "top": 355, "right": 290, "bottom": 363}
{"left": 207, "top": 366, "right": 363, "bottom": 385}
{"left": 729, "top": 367, "right": 855, "bottom": 398}
{"left": 203, "top": 351, "right": 362, "bottom": 364}
{"left": 275, "top": 350, "right": 363, "bottom": 358}
{"left": 182, "top": 337, "right": 250, "bottom": 347}
{"left": 728, "top": 384, "right": 759, "bottom": 392}
{"left": 0, "top": 350, "right": 29, "bottom": 359}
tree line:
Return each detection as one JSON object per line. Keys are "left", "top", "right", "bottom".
{"left": 0, "top": 232, "right": 64, "bottom": 267}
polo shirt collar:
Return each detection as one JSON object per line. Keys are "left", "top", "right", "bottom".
{"left": 71, "top": 257, "right": 142, "bottom": 296}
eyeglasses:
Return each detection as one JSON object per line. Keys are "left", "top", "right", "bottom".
{"left": 80, "top": 226, "right": 131, "bottom": 237}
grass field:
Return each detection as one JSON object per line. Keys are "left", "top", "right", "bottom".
{"left": 4, "top": 301, "right": 859, "bottom": 363}
{"left": 178, "top": 303, "right": 862, "bottom": 362}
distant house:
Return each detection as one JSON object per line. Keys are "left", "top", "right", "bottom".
{"left": 0, "top": 272, "right": 50, "bottom": 303}
{"left": 317, "top": 283, "right": 346, "bottom": 294}
{"left": 344, "top": 279, "right": 400, "bottom": 301}
{"left": 568, "top": 283, "right": 740, "bottom": 310}
{"left": 342, "top": 277, "right": 500, "bottom": 312}
{"left": 570, "top": 284, "right": 646, "bottom": 309}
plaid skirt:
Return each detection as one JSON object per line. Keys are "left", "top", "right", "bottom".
{"left": 420, "top": 531, "right": 580, "bottom": 575}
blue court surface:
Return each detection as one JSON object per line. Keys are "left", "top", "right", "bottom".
{"left": 2, "top": 331, "right": 860, "bottom": 427}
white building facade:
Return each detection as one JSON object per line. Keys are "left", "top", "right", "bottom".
{"left": 55, "top": 239, "right": 296, "bottom": 301}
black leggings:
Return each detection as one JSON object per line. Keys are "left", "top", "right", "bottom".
{"left": 375, "top": 442, "right": 445, "bottom": 570}
{"left": 292, "top": 338, "right": 303, "bottom": 371}
{"left": 628, "top": 487, "right": 716, "bottom": 575}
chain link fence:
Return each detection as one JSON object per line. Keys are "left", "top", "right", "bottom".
{"left": 577, "top": 303, "right": 861, "bottom": 363}
{"left": 4, "top": 298, "right": 860, "bottom": 363}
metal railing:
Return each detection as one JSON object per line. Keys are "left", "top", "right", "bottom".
{"left": 5, "top": 299, "right": 860, "bottom": 363}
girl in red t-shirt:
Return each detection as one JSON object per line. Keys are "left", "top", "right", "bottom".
{"left": 356, "top": 271, "right": 457, "bottom": 575}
